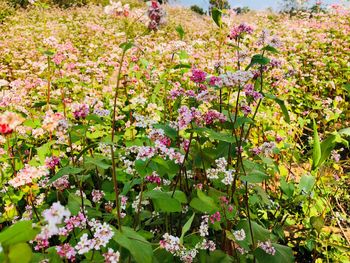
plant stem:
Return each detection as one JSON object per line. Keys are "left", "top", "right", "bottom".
{"left": 110, "top": 48, "right": 127, "bottom": 230}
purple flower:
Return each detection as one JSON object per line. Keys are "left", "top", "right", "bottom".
{"left": 208, "top": 76, "right": 223, "bottom": 87}
{"left": 190, "top": 68, "right": 207, "bottom": 83}
{"left": 250, "top": 147, "right": 262, "bottom": 155}
{"left": 71, "top": 103, "right": 89, "bottom": 119}
{"left": 146, "top": 172, "right": 162, "bottom": 186}
{"left": 270, "top": 58, "right": 283, "bottom": 68}
{"left": 241, "top": 105, "right": 252, "bottom": 116}
{"left": 45, "top": 156, "right": 60, "bottom": 169}
{"left": 169, "top": 87, "right": 185, "bottom": 99}
{"left": 229, "top": 23, "right": 254, "bottom": 40}
{"left": 203, "top": 110, "right": 226, "bottom": 125}
{"left": 147, "top": 1, "right": 166, "bottom": 31}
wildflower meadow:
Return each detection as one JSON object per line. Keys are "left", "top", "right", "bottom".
{"left": 0, "top": 0, "right": 349, "bottom": 262}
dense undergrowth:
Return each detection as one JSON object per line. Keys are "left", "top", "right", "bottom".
{"left": 0, "top": 1, "right": 349, "bottom": 262}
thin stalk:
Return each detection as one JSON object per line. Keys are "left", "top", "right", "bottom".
{"left": 110, "top": 48, "right": 127, "bottom": 230}
{"left": 46, "top": 56, "right": 51, "bottom": 110}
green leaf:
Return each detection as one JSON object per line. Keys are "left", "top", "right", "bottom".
{"left": 211, "top": 8, "right": 222, "bottom": 27}
{"left": 173, "top": 63, "right": 191, "bottom": 70}
{"left": 246, "top": 54, "right": 270, "bottom": 70}
{"left": 318, "top": 133, "right": 347, "bottom": 166}
{"left": 113, "top": 227, "right": 153, "bottom": 263}
{"left": 264, "top": 94, "right": 290, "bottom": 123}
{"left": 86, "top": 114, "right": 104, "bottom": 124}
{"left": 67, "top": 193, "right": 92, "bottom": 215}
{"left": 175, "top": 25, "right": 185, "bottom": 40}
{"left": 194, "top": 127, "right": 235, "bottom": 143}
{"left": 0, "top": 220, "right": 39, "bottom": 246}
{"left": 254, "top": 243, "right": 294, "bottom": 263}
{"left": 144, "top": 190, "right": 182, "bottom": 213}
{"left": 310, "top": 216, "right": 324, "bottom": 233}
{"left": 262, "top": 45, "right": 279, "bottom": 54}
{"left": 235, "top": 220, "right": 271, "bottom": 250}
{"left": 233, "top": 116, "right": 254, "bottom": 128}
{"left": 47, "top": 247, "right": 63, "bottom": 263}
{"left": 312, "top": 119, "right": 321, "bottom": 170}
{"left": 274, "top": 98, "right": 290, "bottom": 123}
{"left": 343, "top": 83, "right": 350, "bottom": 95}
{"left": 280, "top": 177, "right": 294, "bottom": 198}
{"left": 241, "top": 170, "right": 269, "bottom": 183}
{"left": 134, "top": 159, "right": 152, "bottom": 177}
{"left": 49, "top": 166, "right": 84, "bottom": 184}
{"left": 119, "top": 41, "right": 134, "bottom": 52}
{"left": 206, "top": 250, "right": 233, "bottom": 263}
{"left": 85, "top": 156, "right": 111, "bottom": 170}
{"left": 190, "top": 190, "right": 218, "bottom": 213}
{"left": 180, "top": 213, "right": 195, "bottom": 244}
{"left": 36, "top": 142, "right": 54, "bottom": 164}
{"left": 171, "top": 190, "right": 187, "bottom": 203}
{"left": 339, "top": 127, "right": 350, "bottom": 137}
{"left": 298, "top": 175, "right": 315, "bottom": 194}
{"left": 8, "top": 243, "right": 32, "bottom": 263}
{"left": 75, "top": 143, "right": 99, "bottom": 161}
{"left": 153, "top": 124, "right": 178, "bottom": 140}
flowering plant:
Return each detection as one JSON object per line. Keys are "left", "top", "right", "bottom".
{"left": 0, "top": 2, "right": 349, "bottom": 263}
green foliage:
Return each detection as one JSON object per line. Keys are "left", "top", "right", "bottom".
{"left": 0, "top": 1, "right": 14, "bottom": 23}
{"left": 190, "top": 5, "right": 205, "bottom": 15}
{"left": 113, "top": 227, "right": 153, "bottom": 263}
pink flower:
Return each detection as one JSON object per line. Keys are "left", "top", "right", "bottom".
{"left": 257, "top": 240, "right": 276, "bottom": 255}
{"left": 56, "top": 244, "right": 76, "bottom": 261}
{"left": 71, "top": 103, "right": 89, "bottom": 119}
{"left": 208, "top": 76, "right": 223, "bottom": 87}
{"left": 0, "top": 111, "right": 24, "bottom": 135}
{"left": 203, "top": 110, "right": 226, "bottom": 125}
{"left": 103, "top": 248, "right": 120, "bottom": 263}
{"left": 190, "top": 68, "right": 207, "bottom": 83}
{"left": 241, "top": 105, "right": 252, "bottom": 116}
{"left": 8, "top": 165, "right": 49, "bottom": 188}
{"left": 45, "top": 156, "right": 60, "bottom": 169}
{"left": 210, "top": 212, "right": 221, "bottom": 224}
{"left": 92, "top": 190, "right": 105, "bottom": 203}
{"left": 160, "top": 233, "right": 181, "bottom": 253}
{"left": 146, "top": 172, "right": 162, "bottom": 186}
{"left": 147, "top": 0, "right": 166, "bottom": 31}
{"left": 229, "top": 23, "right": 254, "bottom": 40}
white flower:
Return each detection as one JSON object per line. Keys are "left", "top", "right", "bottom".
{"left": 221, "top": 170, "right": 234, "bottom": 186}
{"left": 160, "top": 233, "right": 181, "bottom": 254}
{"left": 257, "top": 240, "right": 276, "bottom": 255}
{"left": 42, "top": 202, "right": 71, "bottom": 236}
{"left": 103, "top": 248, "right": 120, "bottom": 263}
{"left": 199, "top": 215, "right": 209, "bottom": 237}
{"left": 92, "top": 222, "right": 114, "bottom": 249}
{"left": 0, "top": 79, "right": 9, "bottom": 87}
{"left": 233, "top": 229, "right": 246, "bottom": 241}
{"left": 75, "top": 233, "right": 95, "bottom": 255}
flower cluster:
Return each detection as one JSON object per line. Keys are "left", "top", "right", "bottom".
{"left": 233, "top": 229, "right": 246, "bottom": 241}
{"left": 45, "top": 156, "right": 60, "bottom": 169}
{"left": 8, "top": 165, "right": 49, "bottom": 188}
{"left": 190, "top": 68, "right": 207, "bottom": 83}
{"left": 104, "top": 1, "right": 130, "bottom": 17}
{"left": 71, "top": 103, "right": 89, "bottom": 119}
{"left": 146, "top": 172, "right": 162, "bottom": 185}
{"left": 229, "top": 23, "right": 254, "bottom": 40}
{"left": 147, "top": 1, "right": 166, "bottom": 31}
{"left": 0, "top": 111, "right": 24, "bottom": 135}
{"left": 257, "top": 240, "right": 276, "bottom": 256}
{"left": 103, "top": 248, "right": 121, "bottom": 263}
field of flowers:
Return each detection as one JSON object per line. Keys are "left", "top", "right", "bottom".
{"left": 0, "top": 1, "right": 349, "bottom": 262}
